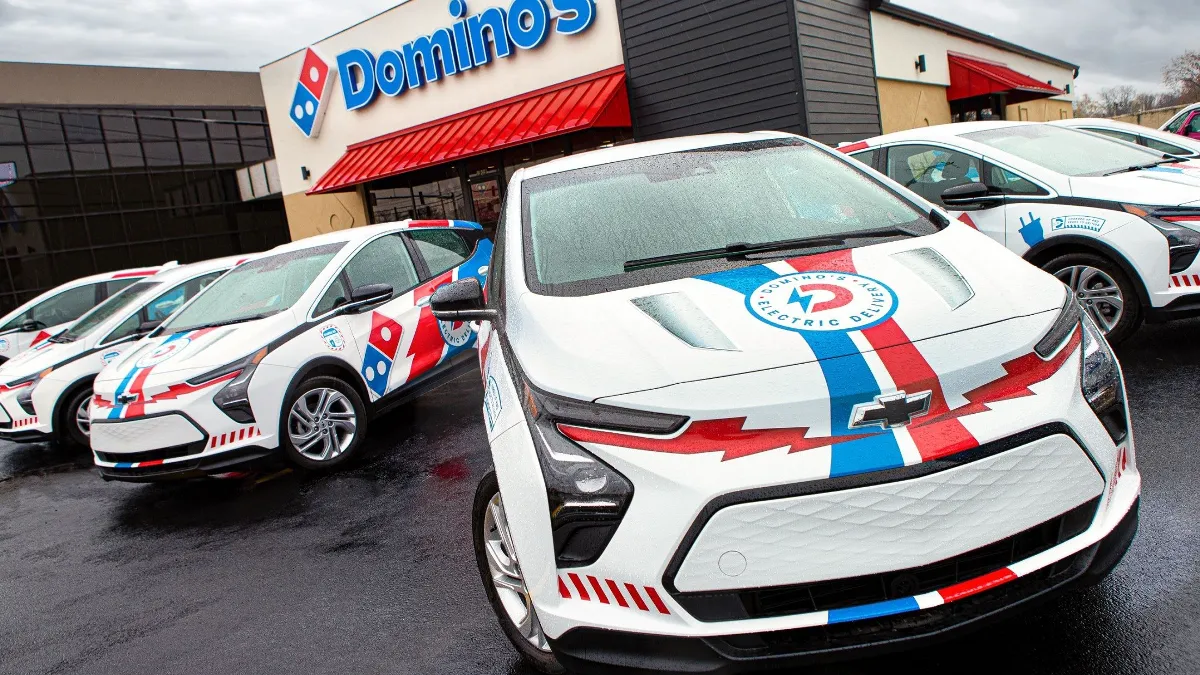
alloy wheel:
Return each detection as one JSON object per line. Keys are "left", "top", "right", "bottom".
{"left": 483, "top": 492, "right": 550, "bottom": 652}
{"left": 287, "top": 388, "right": 357, "bottom": 461}
{"left": 76, "top": 395, "right": 91, "bottom": 438}
{"left": 1055, "top": 265, "right": 1123, "bottom": 334}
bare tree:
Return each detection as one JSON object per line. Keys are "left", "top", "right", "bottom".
{"left": 1099, "top": 86, "right": 1137, "bottom": 116}
{"left": 1073, "top": 93, "right": 1106, "bottom": 117}
{"left": 1164, "top": 50, "right": 1200, "bottom": 103}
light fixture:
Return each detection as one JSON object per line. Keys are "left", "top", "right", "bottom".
{"left": 301, "top": 166, "right": 311, "bottom": 180}
{"left": 915, "top": 54, "right": 927, "bottom": 73}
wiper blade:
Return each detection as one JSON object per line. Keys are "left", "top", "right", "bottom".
{"left": 623, "top": 225, "right": 922, "bottom": 273}
{"left": 1104, "top": 158, "right": 1179, "bottom": 176}
{"left": 169, "top": 313, "right": 274, "bottom": 334}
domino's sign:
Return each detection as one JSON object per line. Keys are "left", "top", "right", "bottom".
{"left": 288, "top": 0, "right": 596, "bottom": 138}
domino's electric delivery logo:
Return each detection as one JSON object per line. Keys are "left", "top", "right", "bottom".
{"left": 289, "top": 47, "right": 335, "bottom": 138}
{"left": 748, "top": 272, "right": 897, "bottom": 333}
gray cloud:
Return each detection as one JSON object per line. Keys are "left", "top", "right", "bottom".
{"left": 896, "top": 0, "right": 1195, "bottom": 96}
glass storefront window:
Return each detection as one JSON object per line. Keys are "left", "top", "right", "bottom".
{"left": 212, "top": 139, "right": 242, "bottom": 165}
{"left": 144, "top": 141, "right": 181, "bottom": 167}
{"left": 62, "top": 111, "right": 104, "bottom": 143}
{"left": 0, "top": 144, "right": 31, "bottom": 178}
{"left": 70, "top": 143, "right": 109, "bottom": 172}
{"left": 173, "top": 111, "right": 209, "bottom": 140}
{"left": 181, "top": 140, "right": 213, "bottom": 165}
{"left": 21, "top": 111, "right": 64, "bottom": 144}
{"left": 29, "top": 145, "right": 71, "bottom": 174}
{"left": 36, "top": 178, "right": 81, "bottom": 216}
{"left": 0, "top": 110, "right": 23, "bottom": 144}
{"left": 206, "top": 111, "right": 237, "bottom": 139}
{"left": 108, "top": 142, "right": 145, "bottom": 168}
{"left": 101, "top": 112, "right": 139, "bottom": 141}
{"left": 137, "top": 110, "right": 175, "bottom": 142}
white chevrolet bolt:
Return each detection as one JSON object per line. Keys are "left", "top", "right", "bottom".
{"left": 0, "top": 257, "right": 241, "bottom": 447}
{"left": 430, "top": 132, "right": 1139, "bottom": 673}
{"left": 90, "top": 220, "right": 490, "bottom": 481}
{"left": 0, "top": 265, "right": 164, "bottom": 364}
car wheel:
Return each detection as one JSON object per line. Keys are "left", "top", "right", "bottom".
{"left": 472, "top": 472, "right": 564, "bottom": 674}
{"left": 1044, "top": 252, "right": 1142, "bottom": 344}
{"left": 280, "top": 376, "right": 367, "bottom": 471}
{"left": 60, "top": 387, "right": 92, "bottom": 449}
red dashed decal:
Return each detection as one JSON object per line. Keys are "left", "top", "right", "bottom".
{"left": 1170, "top": 275, "right": 1200, "bottom": 288}
{"left": 12, "top": 417, "right": 38, "bottom": 428}
{"left": 559, "top": 575, "right": 670, "bottom": 615}
{"left": 209, "top": 426, "right": 261, "bottom": 449}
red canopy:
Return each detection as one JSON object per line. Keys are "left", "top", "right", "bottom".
{"left": 946, "top": 52, "right": 1065, "bottom": 105}
{"left": 309, "top": 66, "right": 631, "bottom": 194}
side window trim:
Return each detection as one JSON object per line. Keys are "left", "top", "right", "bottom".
{"left": 979, "top": 157, "right": 1056, "bottom": 199}
{"left": 400, "top": 232, "right": 434, "bottom": 281}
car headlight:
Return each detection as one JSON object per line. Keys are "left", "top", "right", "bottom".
{"left": 1124, "top": 204, "right": 1200, "bottom": 273}
{"left": 11, "top": 367, "right": 53, "bottom": 416}
{"left": 518, "top": 379, "right": 686, "bottom": 567}
{"left": 187, "top": 347, "right": 267, "bottom": 424}
{"left": 1079, "top": 311, "right": 1128, "bottom": 444}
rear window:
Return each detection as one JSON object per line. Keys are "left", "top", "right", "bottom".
{"left": 964, "top": 124, "right": 1166, "bottom": 177}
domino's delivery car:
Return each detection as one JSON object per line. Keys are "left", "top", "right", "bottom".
{"left": 90, "top": 220, "right": 490, "bottom": 481}
{"left": 0, "top": 256, "right": 241, "bottom": 448}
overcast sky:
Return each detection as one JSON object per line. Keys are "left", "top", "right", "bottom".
{"left": 0, "top": 0, "right": 1187, "bottom": 96}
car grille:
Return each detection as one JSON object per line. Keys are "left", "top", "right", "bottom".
{"left": 674, "top": 497, "right": 1099, "bottom": 622}
{"left": 94, "top": 443, "right": 202, "bottom": 465}
{"left": 707, "top": 545, "right": 1096, "bottom": 658}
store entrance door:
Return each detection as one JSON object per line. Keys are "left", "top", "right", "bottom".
{"left": 468, "top": 165, "right": 503, "bottom": 235}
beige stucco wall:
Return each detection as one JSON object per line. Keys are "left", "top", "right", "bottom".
{"left": 1112, "top": 104, "right": 1190, "bottom": 129}
{"left": 1006, "top": 98, "right": 1073, "bottom": 122}
{"left": 283, "top": 190, "right": 369, "bottom": 241}
{"left": 877, "top": 79, "right": 951, "bottom": 133}
{"left": 0, "top": 61, "right": 265, "bottom": 107}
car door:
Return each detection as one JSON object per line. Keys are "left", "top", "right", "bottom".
{"left": 882, "top": 143, "right": 1008, "bottom": 245}
{"left": 316, "top": 233, "right": 424, "bottom": 402}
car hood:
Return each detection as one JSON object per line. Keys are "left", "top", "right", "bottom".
{"left": 95, "top": 311, "right": 298, "bottom": 386}
{"left": 510, "top": 225, "right": 1067, "bottom": 401}
{"left": 0, "top": 339, "right": 87, "bottom": 384}
{"left": 1070, "top": 163, "right": 1200, "bottom": 206}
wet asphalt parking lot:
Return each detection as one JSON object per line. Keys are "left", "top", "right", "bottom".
{"left": 0, "top": 321, "right": 1198, "bottom": 675}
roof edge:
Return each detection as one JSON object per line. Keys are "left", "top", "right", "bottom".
{"left": 873, "top": 1, "right": 1080, "bottom": 76}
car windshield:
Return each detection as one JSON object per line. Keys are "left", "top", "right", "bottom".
{"left": 60, "top": 280, "right": 161, "bottom": 341}
{"left": 161, "top": 243, "right": 344, "bottom": 333}
{"left": 521, "top": 139, "right": 933, "bottom": 294}
{"left": 964, "top": 124, "right": 1167, "bottom": 177}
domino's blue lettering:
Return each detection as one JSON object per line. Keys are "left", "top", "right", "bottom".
{"left": 376, "top": 50, "right": 407, "bottom": 97}
{"left": 468, "top": 7, "right": 513, "bottom": 67}
{"left": 508, "top": 0, "right": 550, "bottom": 50}
{"left": 404, "top": 28, "right": 458, "bottom": 89}
{"left": 551, "top": 0, "right": 595, "bottom": 35}
{"left": 338, "top": 49, "right": 378, "bottom": 110}
{"left": 451, "top": 20, "right": 475, "bottom": 71}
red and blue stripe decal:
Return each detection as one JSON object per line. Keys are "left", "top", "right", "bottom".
{"left": 107, "top": 329, "right": 217, "bottom": 419}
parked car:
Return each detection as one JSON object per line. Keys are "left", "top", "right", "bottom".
{"left": 0, "top": 265, "right": 165, "bottom": 364}
{"left": 1051, "top": 117, "right": 1200, "bottom": 159}
{"left": 430, "top": 132, "right": 1140, "bottom": 674}
{"left": 1160, "top": 102, "right": 1200, "bottom": 139}
{"left": 0, "top": 256, "right": 243, "bottom": 448}
{"left": 90, "top": 220, "right": 490, "bottom": 482}
{"left": 842, "top": 121, "right": 1200, "bottom": 342}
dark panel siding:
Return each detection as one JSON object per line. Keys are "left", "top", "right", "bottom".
{"left": 618, "top": 0, "right": 807, "bottom": 140}
{"left": 794, "top": 0, "right": 882, "bottom": 144}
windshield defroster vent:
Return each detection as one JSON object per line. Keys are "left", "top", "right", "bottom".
{"left": 631, "top": 293, "right": 738, "bottom": 352}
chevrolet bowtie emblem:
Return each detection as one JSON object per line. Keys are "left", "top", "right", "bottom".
{"left": 849, "top": 390, "right": 933, "bottom": 430}
{"left": 116, "top": 393, "right": 139, "bottom": 405}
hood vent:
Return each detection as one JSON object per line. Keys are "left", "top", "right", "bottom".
{"left": 631, "top": 292, "right": 738, "bottom": 351}
{"left": 891, "top": 248, "right": 974, "bottom": 310}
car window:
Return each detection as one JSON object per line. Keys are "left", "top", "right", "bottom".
{"left": 0, "top": 311, "right": 27, "bottom": 332}
{"left": 522, "top": 139, "right": 936, "bottom": 293}
{"left": 1088, "top": 128, "right": 1139, "bottom": 145}
{"left": 106, "top": 272, "right": 224, "bottom": 343}
{"left": 1186, "top": 114, "right": 1200, "bottom": 136}
{"left": 964, "top": 124, "right": 1165, "bottom": 177}
{"left": 1164, "top": 112, "right": 1188, "bottom": 134}
{"left": 314, "top": 276, "right": 350, "bottom": 317}
{"left": 28, "top": 284, "right": 97, "bottom": 328}
{"left": 343, "top": 234, "right": 420, "bottom": 294}
{"left": 849, "top": 149, "right": 878, "bottom": 169}
{"left": 1143, "top": 136, "right": 1193, "bottom": 156}
{"left": 103, "top": 278, "right": 139, "bottom": 297}
{"left": 885, "top": 145, "right": 981, "bottom": 206}
{"left": 408, "top": 230, "right": 471, "bottom": 277}
{"left": 988, "top": 165, "right": 1047, "bottom": 195}
{"left": 162, "top": 243, "right": 344, "bottom": 333}
{"left": 61, "top": 281, "right": 161, "bottom": 341}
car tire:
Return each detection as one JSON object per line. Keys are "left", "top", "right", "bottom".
{"left": 472, "top": 472, "right": 565, "bottom": 674}
{"left": 59, "top": 386, "right": 92, "bottom": 449}
{"left": 1043, "top": 252, "right": 1142, "bottom": 344}
{"left": 280, "top": 375, "right": 368, "bottom": 471}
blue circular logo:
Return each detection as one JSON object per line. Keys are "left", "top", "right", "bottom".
{"left": 747, "top": 271, "right": 898, "bottom": 333}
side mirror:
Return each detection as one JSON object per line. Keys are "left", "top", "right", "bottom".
{"left": 19, "top": 319, "right": 39, "bottom": 333}
{"left": 431, "top": 278, "right": 497, "bottom": 322}
{"left": 138, "top": 319, "right": 163, "bottom": 335}
{"left": 345, "top": 283, "right": 393, "bottom": 312}
{"left": 941, "top": 183, "right": 1003, "bottom": 210}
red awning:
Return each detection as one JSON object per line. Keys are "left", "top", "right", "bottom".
{"left": 946, "top": 52, "right": 1065, "bottom": 105}
{"left": 309, "top": 66, "right": 631, "bottom": 194}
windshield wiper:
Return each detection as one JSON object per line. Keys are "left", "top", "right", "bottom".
{"left": 623, "top": 225, "right": 923, "bottom": 273}
{"left": 166, "top": 313, "right": 276, "bottom": 335}
{"left": 1103, "top": 157, "right": 1180, "bottom": 176}
{"left": 49, "top": 334, "right": 74, "bottom": 344}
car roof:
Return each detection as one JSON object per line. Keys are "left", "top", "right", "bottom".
{"left": 517, "top": 131, "right": 799, "bottom": 180}
{"left": 142, "top": 255, "right": 246, "bottom": 285}
{"left": 858, "top": 120, "right": 1030, "bottom": 146}
{"left": 264, "top": 219, "right": 482, "bottom": 255}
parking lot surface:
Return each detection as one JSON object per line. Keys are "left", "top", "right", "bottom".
{"left": 1, "top": 321, "right": 1198, "bottom": 675}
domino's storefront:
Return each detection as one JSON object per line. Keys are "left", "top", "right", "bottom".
{"left": 261, "top": 0, "right": 630, "bottom": 240}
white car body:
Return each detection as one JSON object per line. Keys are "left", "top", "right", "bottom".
{"left": 89, "top": 220, "right": 491, "bottom": 481}
{"left": 1159, "top": 102, "right": 1200, "bottom": 135}
{"left": 457, "top": 132, "right": 1140, "bottom": 672}
{"left": 842, "top": 121, "right": 1200, "bottom": 340}
{"left": 0, "top": 265, "right": 165, "bottom": 364}
{"left": 1050, "top": 117, "right": 1200, "bottom": 159}
{"left": 0, "top": 257, "right": 243, "bottom": 445}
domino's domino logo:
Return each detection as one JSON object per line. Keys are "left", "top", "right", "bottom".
{"left": 290, "top": 47, "right": 336, "bottom": 138}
